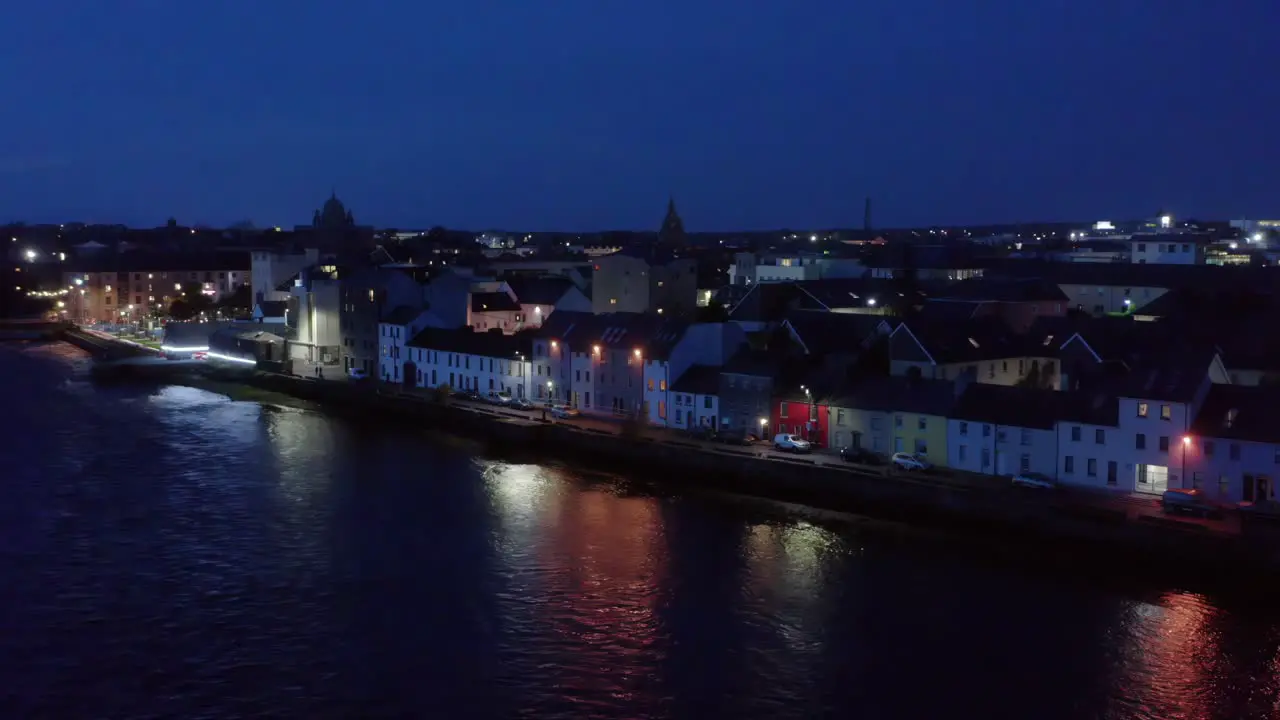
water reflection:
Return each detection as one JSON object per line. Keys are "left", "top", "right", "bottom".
{"left": 9, "top": 342, "right": 1280, "bottom": 718}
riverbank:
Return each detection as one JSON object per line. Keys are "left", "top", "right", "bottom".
{"left": 145, "top": 366, "right": 1278, "bottom": 592}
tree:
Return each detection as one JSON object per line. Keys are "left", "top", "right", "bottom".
{"left": 217, "top": 284, "right": 252, "bottom": 311}
{"left": 168, "top": 281, "right": 213, "bottom": 320}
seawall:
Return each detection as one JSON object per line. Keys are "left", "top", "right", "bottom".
{"left": 230, "top": 372, "right": 1280, "bottom": 590}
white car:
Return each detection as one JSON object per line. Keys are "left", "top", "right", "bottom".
{"left": 773, "top": 433, "right": 811, "bottom": 453}
{"left": 551, "top": 405, "right": 580, "bottom": 419}
{"left": 891, "top": 452, "right": 930, "bottom": 471}
{"left": 488, "top": 391, "right": 513, "bottom": 405}
{"left": 1011, "top": 472, "right": 1055, "bottom": 490}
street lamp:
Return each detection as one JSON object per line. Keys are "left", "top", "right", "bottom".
{"left": 800, "top": 385, "right": 814, "bottom": 442}
{"left": 547, "top": 379, "right": 554, "bottom": 404}
{"left": 23, "top": 249, "right": 36, "bottom": 262}
{"left": 759, "top": 416, "right": 768, "bottom": 440}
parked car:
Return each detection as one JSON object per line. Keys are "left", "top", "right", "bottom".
{"left": 714, "top": 431, "right": 752, "bottom": 446}
{"left": 890, "top": 452, "right": 931, "bottom": 472}
{"left": 773, "top": 433, "right": 811, "bottom": 453}
{"left": 347, "top": 368, "right": 368, "bottom": 380}
{"left": 1011, "top": 472, "right": 1056, "bottom": 490}
{"left": 1162, "top": 488, "right": 1219, "bottom": 518}
{"left": 452, "top": 389, "right": 480, "bottom": 401}
{"left": 511, "top": 398, "right": 534, "bottom": 410}
{"left": 839, "top": 446, "right": 883, "bottom": 465}
{"left": 488, "top": 391, "right": 513, "bottom": 405}
{"left": 551, "top": 405, "right": 580, "bottom": 419}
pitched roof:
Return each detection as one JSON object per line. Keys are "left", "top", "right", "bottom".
{"left": 727, "top": 282, "right": 806, "bottom": 323}
{"left": 893, "top": 315, "right": 1035, "bottom": 365}
{"left": 933, "top": 276, "right": 1068, "bottom": 303}
{"left": 536, "top": 311, "right": 689, "bottom": 359}
{"left": 783, "top": 309, "right": 888, "bottom": 356}
{"left": 406, "top": 327, "right": 534, "bottom": 357}
{"left": 949, "top": 384, "right": 1067, "bottom": 430}
{"left": 504, "top": 276, "right": 576, "bottom": 306}
{"left": 828, "top": 376, "right": 958, "bottom": 417}
{"left": 381, "top": 305, "right": 420, "bottom": 326}
{"left": 671, "top": 364, "right": 721, "bottom": 395}
{"left": 1191, "top": 385, "right": 1280, "bottom": 445}
{"left": 470, "top": 292, "right": 520, "bottom": 312}
{"left": 1116, "top": 349, "right": 1216, "bottom": 403}
{"left": 720, "top": 348, "right": 781, "bottom": 377}
{"left": 792, "top": 277, "right": 908, "bottom": 311}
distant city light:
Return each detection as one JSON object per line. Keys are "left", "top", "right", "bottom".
{"left": 73, "top": 278, "right": 83, "bottom": 286}
{"left": 23, "top": 249, "right": 36, "bottom": 261}
{"left": 867, "top": 297, "right": 877, "bottom": 307}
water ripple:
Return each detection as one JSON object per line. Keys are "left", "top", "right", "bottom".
{"left": 3, "top": 342, "right": 1280, "bottom": 718}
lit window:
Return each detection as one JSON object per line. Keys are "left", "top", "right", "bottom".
{"left": 1137, "top": 402, "right": 1148, "bottom": 418}
{"left": 368, "top": 289, "right": 375, "bottom": 302}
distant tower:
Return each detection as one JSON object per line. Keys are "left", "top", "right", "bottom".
{"left": 658, "top": 196, "right": 686, "bottom": 249}
{"left": 864, "top": 197, "right": 872, "bottom": 232}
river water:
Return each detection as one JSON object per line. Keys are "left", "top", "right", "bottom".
{"left": 2, "top": 341, "right": 1279, "bottom": 719}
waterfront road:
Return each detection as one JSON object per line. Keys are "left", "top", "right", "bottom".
{"left": 346, "top": 381, "right": 1243, "bottom": 538}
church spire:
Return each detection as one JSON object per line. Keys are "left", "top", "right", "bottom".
{"left": 659, "top": 196, "right": 686, "bottom": 249}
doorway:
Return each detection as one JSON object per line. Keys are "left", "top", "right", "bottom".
{"left": 1137, "top": 464, "right": 1169, "bottom": 494}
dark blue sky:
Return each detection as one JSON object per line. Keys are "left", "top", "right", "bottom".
{"left": 1, "top": 1, "right": 1276, "bottom": 231}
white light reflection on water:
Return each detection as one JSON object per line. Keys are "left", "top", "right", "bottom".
{"left": 743, "top": 520, "right": 841, "bottom": 698}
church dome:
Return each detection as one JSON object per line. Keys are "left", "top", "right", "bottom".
{"left": 315, "top": 191, "right": 354, "bottom": 228}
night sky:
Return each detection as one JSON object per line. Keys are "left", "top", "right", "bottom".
{"left": 1, "top": 1, "right": 1276, "bottom": 230}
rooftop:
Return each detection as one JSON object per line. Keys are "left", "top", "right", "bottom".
{"left": 536, "top": 311, "right": 690, "bottom": 359}
{"left": 671, "top": 364, "right": 722, "bottom": 395}
{"left": 504, "top": 275, "right": 578, "bottom": 306}
{"left": 470, "top": 292, "right": 521, "bottom": 313}
{"left": 828, "top": 375, "right": 958, "bottom": 416}
{"left": 950, "top": 384, "right": 1068, "bottom": 430}
{"left": 406, "top": 327, "right": 535, "bottom": 357}
{"left": 783, "top": 309, "right": 888, "bottom": 357}
{"left": 1190, "top": 384, "right": 1280, "bottom": 445}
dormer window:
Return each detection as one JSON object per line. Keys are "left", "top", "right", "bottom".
{"left": 1225, "top": 408, "right": 1238, "bottom": 429}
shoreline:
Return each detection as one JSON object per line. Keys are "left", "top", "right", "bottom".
{"left": 125, "top": 366, "right": 1280, "bottom": 595}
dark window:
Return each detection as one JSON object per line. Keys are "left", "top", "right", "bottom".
{"left": 1136, "top": 433, "right": 1146, "bottom": 450}
{"left": 1159, "top": 436, "right": 1169, "bottom": 452}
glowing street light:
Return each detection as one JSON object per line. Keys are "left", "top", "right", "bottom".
{"left": 23, "top": 249, "right": 36, "bottom": 262}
